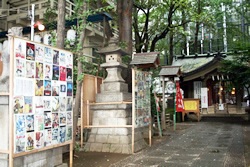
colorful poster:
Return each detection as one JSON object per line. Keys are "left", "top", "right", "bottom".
{"left": 52, "top": 113, "right": 59, "bottom": 129}
{"left": 59, "top": 83, "right": 66, "bottom": 97}
{"left": 59, "top": 51, "right": 66, "bottom": 67}
{"left": 26, "top": 61, "right": 35, "bottom": 78}
{"left": 44, "top": 111, "right": 52, "bottom": 128}
{"left": 59, "top": 112, "right": 66, "bottom": 126}
{"left": 13, "top": 96, "right": 24, "bottom": 114}
{"left": 66, "top": 68, "right": 72, "bottom": 82}
{"left": 67, "top": 82, "right": 73, "bottom": 96}
{"left": 34, "top": 96, "right": 43, "bottom": 114}
{"left": 59, "top": 66, "right": 66, "bottom": 81}
{"left": 35, "top": 131, "right": 44, "bottom": 149}
{"left": 35, "top": 45, "right": 44, "bottom": 62}
{"left": 35, "top": 114, "right": 44, "bottom": 131}
{"left": 26, "top": 115, "right": 34, "bottom": 132}
{"left": 26, "top": 132, "right": 35, "bottom": 151}
{"left": 44, "top": 64, "right": 52, "bottom": 80}
{"left": 66, "top": 52, "right": 73, "bottom": 68}
{"left": 15, "top": 115, "right": 25, "bottom": 153}
{"left": 52, "top": 65, "right": 59, "bottom": 80}
{"left": 53, "top": 50, "right": 59, "bottom": 65}
{"left": 52, "top": 81, "right": 59, "bottom": 96}
{"left": 26, "top": 42, "right": 35, "bottom": 61}
{"left": 66, "top": 112, "right": 72, "bottom": 126}
{"left": 52, "top": 128, "right": 59, "bottom": 144}
{"left": 59, "top": 97, "right": 66, "bottom": 112}
{"left": 24, "top": 96, "right": 33, "bottom": 113}
{"left": 44, "top": 47, "right": 52, "bottom": 64}
{"left": 14, "top": 38, "right": 26, "bottom": 59}
{"left": 66, "top": 126, "right": 72, "bottom": 141}
{"left": 52, "top": 97, "right": 59, "bottom": 112}
{"left": 15, "top": 59, "right": 25, "bottom": 77}
{"left": 44, "top": 129, "right": 52, "bottom": 146}
{"left": 35, "top": 79, "right": 44, "bottom": 96}
{"left": 66, "top": 97, "right": 72, "bottom": 111}
{"left": 44, "top": 80, "right": 51, "bottom": 96}
{"left": 44, "top": 98, "right": 51, "bottom": 110}
{"left": 36, "top": 62, "right": 43, "bottom": 79}
{"left": 59, "top": 126, "right": 66, "bottom": 143}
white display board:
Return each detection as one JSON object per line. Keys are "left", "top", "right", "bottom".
{"left": 201, "top": 88, "right": 208, "bottom": 108}
{"left": 194, "top": 81, "right": 202, "bottom": 99}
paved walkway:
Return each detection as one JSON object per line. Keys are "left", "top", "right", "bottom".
{"left": 111, "top": 117, "right": 250, "bottom": 167}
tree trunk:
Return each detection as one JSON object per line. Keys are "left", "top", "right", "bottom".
{"left": 182, "top": 9, "right": 187, "bottom": 55}
{"left": 236, "top": 88, "right": 242, "bottom": 112}
{"left": 56, "top": 0, "right": 66, "bottom": 48}
{"left": 73, "top": 1, "right": 87, "bottom": 147}
{"left": 169, "top": 29, "right": 174, "bottom": 65}
{"left": 194, "top": 0, "right": 201, "bottom": 54}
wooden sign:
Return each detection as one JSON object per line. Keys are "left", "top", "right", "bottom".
{"left": 182, "top": 99, "right": 200, "bottom": 122}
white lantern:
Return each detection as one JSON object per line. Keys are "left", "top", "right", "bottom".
{"left": 44, "top": 34, "right": 52, "bottom": 46}
{"left": 34, "top": 34, "right": 42, "bottom": 43}
{"left": 67, "top": 29, "right": 76, "bottom": 45}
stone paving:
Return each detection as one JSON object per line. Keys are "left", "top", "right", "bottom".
{"left": 110, "top": 117, "right": 249, "bottom": 167}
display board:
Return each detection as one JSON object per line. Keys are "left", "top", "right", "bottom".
{"left": 133, "top": 69, "right": 151, "bottom": 128}
{"left": 12, "top": 37, "right": 73, "bottom": 154}
{"left": 182, "top": 99, "right": 200, "bottom": 122}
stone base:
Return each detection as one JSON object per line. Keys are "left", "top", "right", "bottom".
{"left": 96, "top": 92, "right": 132, "bottom": 103}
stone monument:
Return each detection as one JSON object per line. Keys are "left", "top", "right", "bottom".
{"left": 84, "top": 38, "right": 146, "bottom": 154}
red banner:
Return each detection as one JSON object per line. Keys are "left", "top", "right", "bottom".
{"left": 176, "top": 81, "right": 185, "bottom": 112}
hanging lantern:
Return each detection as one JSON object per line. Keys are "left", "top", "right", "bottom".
{"left": 34, "top": 34, "right": 42, "bottom": 43}
{"left": 44, "top": 34, "right": 52, "bottom": 46}
{"left": 231, "top": 88, "right": 235, "bottom": 95}
{"left": 67, "top": 29, "right": 76, "bottom": 45}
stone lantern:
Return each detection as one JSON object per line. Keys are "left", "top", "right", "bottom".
{"left": 84, "top": 38, "right": 146, "bottom": 154}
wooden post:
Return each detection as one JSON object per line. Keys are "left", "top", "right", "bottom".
{"left": 8, "top": 36, "right": 15, "bottom": 167}
{"left": 81, "top": 85, "right": 83, "bottom": 148}
{"left": 162, "top": 76, "right": 166, "bottom": 130}
{"left": 149, "top": 118, "right": 151, "bottom": 147}
{"left": 132, "top": 69, "right": 135, "bottom": 153}
{"left": 87, "top": 100, "right": 89, "bottom": 127}
{"left": 70, "top": 143, "right": 73, "bottom": 167}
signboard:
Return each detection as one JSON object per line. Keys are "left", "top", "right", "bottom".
{"left": 133, "top": 69, "right": 151, "bottom": 128}
{"left": 184, "top": 100, "right": 198, "bottom": 110}
{"left": 176, "top": 81, "right": 185, "bottom": 112}
{"left": 194, "top": 81, "right": 202, "bottom": 99}
{"left": 12, "top": 37, "right": 73, "bottom": 154}
{"left": 201, "top": 88, "right": 208, "bottom": 108}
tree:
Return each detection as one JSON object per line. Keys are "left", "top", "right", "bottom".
{"left": 56, "top": 0, "right": 66, "bottom": 48}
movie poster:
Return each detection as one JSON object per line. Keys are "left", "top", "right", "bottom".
{"left": 59, "top": 126, "right": 66, "bottom": 143}
{"left": 15, "top": 115, "right": 25, "bottom": 153}
{"left": 59, "top": 97, "right": 66, "bottom": 112}
{"left": 52, "top": 113, "right": 59, "bottom": 129}
{"left": 24, "top": 96, "right": 32, "bottom": 113}
{"left": 44, "top": 98, "right": 51, "bottom": 110}
{"left": 26, "top": 115, "right": 34, "bottom": 132}
{"left": 36, "top": 62, "right": 43, "bottom": 79}
{"left": 44, "top": 80, "right": 51, "bottom": 96}
{"left": 15, "top": 59, "right": 25, "bottom": 77}
{"left": 44, "top": 47, "right": 52, "bottom": 64}
{"left": 26, "top": 42, "right": 35, "bottom": 61}
{"left": 52, "top": 81, "right": 59, "bottom": 96}
{"left": 35, "top": 80, "right": 44, "bottom": 96}
{"left": 26, "top": 132, "right": 35, "bottom": 151}
{"left": 59, "top": 112, "right": 66, "bottom": 126}
{"left": 66, "top": 52, "right": 73, "bottom": 68}
{"left": 34, "top": 96, "right": 43, "bottom": 114}
{"left": 59, "top": 83, "right": 66, "bottom": 97}
{"left": 52, "top": 65, "right": 59, "bottom": 80}
{"left": 66, "top": 126, "right": 72, "bottom": 141}
{"left": 35, "top": 45, "right": 44, "bottom": 62}
{"left": 14, "top": 38, "right": 26, "bottom": 59}
{"left": 26, "top": 61, "right": 35, "bottom": 78}
{"left": 44, "top": 111, "right": 52, "bottom": 128}
{"left": 51, "top": 97, "right": 59, "bottom": 112}
{"left": 44, "top": 129, "right": 52, "bottom": 146}
{"left": 35, "top": 131, "right": 44, "bottom": 149}
{"left": 59, "top": 51, "right": 66, "bottom": 67}
{"left": 59, "top": 66, "right": 66, "bottom": 81}
{"left": 66, "top": 97, "right": 72, "bottom": 111}
{"left": 34, "top": 114, "right": 44, "bottom": 131}
{"left": 52, "top": 128, "right": 59, "bottom": 144}
{"left": 13, "top": 96, "right": 24, "bottom": 114}
{"left": 66, "top": 68, "right": 72, "bottom": 82}
{"left": 66, "top": 112, "right": 72, "bottom": 126}
{"left": 67, "top": 82, "right": 73, "bottom": 96}
{"left": 53, "top": 50, "right": 59, "bottom": 65}
{"left": 44, "top": 64, "right": 52, "bottom": 80}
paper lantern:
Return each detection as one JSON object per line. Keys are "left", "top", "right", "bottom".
{"left": 67, "top": 29, "right": 76, "bottom": 45}
{"left": 44, "top": 34, "right": 52, "bottom": 46}
{"left": 34, "top": 34, "right": 42, "bottom": 43}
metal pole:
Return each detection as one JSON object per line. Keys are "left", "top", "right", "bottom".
{"left": 174, "top": 80, "right": 176, "bottom": 131}
{"left": 31, "top": 4, "right": 35, "bottom": 41}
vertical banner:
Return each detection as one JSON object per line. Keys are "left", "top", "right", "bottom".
{"left": 194, "top": 81, "right": 202, "bottom": 99}
{"left": 201, "top": 88, "right": 208, "bottom": 108}
{"left": 176, "top": 81, "right": 185, "bottom": 112}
